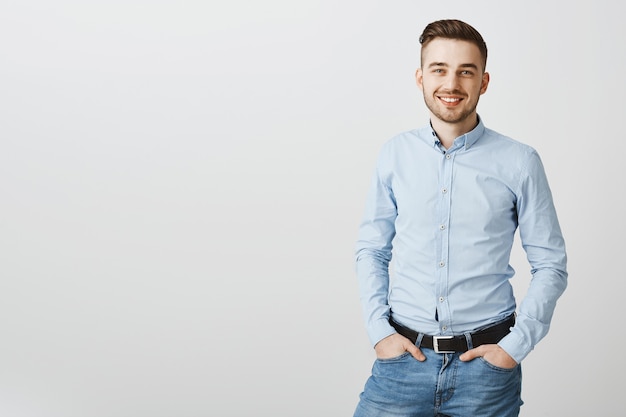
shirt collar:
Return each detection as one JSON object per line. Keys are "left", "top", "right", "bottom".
{"left": 428, "top": 115, "right": 486, "bottom": 151}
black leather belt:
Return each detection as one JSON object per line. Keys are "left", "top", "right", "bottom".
{"left": 389, "top": 314, "right": 515, "bottom": 353}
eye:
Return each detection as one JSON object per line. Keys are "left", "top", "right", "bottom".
{"left": 460, "top": 70, "right": 473, "bottom": 76}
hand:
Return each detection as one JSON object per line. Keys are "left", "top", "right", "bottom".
{"left": 374, "top": 333, "right": 425, "bottom": 361}
{"left": 459, "top": 344, "right": 518, "bottom": 369}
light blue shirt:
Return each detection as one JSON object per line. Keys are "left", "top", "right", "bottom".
{"left": 355, "top": 117, "right": 567, "bottom": 362}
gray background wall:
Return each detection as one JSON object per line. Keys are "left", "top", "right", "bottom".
{"left": 1, "top": 1, "right": 623, "bottom": 416}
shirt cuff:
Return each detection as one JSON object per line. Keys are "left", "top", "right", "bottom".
{"left": 497, "top": 328, "right": 533, "bottom": 363}
{"left": 368, "top": 318, "right": 397, "bottom": 348}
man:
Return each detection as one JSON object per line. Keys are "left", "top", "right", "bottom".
{"left": 353, "top": 19, "right": 567, "bottom": 417}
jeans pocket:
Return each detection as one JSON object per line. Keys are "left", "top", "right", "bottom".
{"left": 478, "top": 357, "right": 518, "bottom": 372}
{"left": 376, "top": 351, "right": 412, "bottom": 363}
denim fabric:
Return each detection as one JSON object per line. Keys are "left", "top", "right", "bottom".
{"left": 354, "top": 348, "right": 523, "bottom": 417}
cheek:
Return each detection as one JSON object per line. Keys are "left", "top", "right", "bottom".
{"left": 470, "top": 81, "right": 486, "bottom": 96}
{"left": 419, "top": 78, "right": 435, "bottom": 93}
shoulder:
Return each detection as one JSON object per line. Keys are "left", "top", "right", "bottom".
{"left": 481, "top": 127, "right": 538, "bottom": 157}
{"left": 479, "top": 127, "right": 543, "bottom": 174}
{"left": 380, "top": 127, "right": 431, "bottom": 155}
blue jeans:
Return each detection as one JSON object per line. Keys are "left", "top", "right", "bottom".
{"left": 354, "top": 348, "right": 523, "bottom": 417}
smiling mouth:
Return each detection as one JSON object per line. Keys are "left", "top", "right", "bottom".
{"left": 438, "top": 96, "right": 462, "bottom": 104}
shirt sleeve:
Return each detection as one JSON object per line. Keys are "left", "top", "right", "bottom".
{"left": 498, "top": 149, "right": 568, "bottom": 362}
{"left": 355, "top": 145, "right": 399, "bottom": 347}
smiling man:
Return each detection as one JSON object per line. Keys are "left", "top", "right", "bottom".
{"left": 353, "top": 19, "right": 567, "bottom": 417}
{"left": 419, "top": 38, "right": 488, "bottom": 134}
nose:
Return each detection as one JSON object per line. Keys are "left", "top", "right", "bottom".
{"left": 442, "top": 73, "right": 460, "bottom": 91}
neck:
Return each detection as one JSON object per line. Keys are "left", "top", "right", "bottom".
{"left": 430, "top": 114, "right": 479, "bottom": 149}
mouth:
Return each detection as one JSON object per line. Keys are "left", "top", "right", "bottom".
{"left": 437, "top": 96, "right": 463, "bottom": 106}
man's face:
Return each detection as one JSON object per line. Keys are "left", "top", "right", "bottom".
{"left": 416, "top": 38, "right": 489, "bottom": 126}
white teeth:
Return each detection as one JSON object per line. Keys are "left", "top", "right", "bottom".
{"left": 440, "top": 97, "right": 460, "bottom": 103}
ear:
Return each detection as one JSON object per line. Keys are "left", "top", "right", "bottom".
{"left": 480, "top": 72, "right": 490, "bottom": 95}
{"left": 415, "top": 68, "right": 424, "bottom": 91}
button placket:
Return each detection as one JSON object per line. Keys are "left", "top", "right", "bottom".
{"left": 435, "top": 148, "right": 454, "bottom": 327}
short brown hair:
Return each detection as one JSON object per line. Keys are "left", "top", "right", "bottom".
{"left": 419, "top": 19, "right": 488, "bottom": 71}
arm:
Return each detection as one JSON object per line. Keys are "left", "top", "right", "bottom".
{"left": 355, "top": 148, "right": 426, "bottom": 362}
{"left": 497, "top": 149, "right": 568, "bottom": 363}
{"left": 355, "top": 149, "right": 399, "bottom": 347}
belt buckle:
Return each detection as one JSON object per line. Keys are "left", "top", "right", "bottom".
{"left": 432, "top": 335, "right": 454, "bottom": 353}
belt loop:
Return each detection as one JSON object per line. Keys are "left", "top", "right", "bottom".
{"left": 464, "top": 332, "right": 473, "bottom": 351}
{"left": 416, "top": 333, "right": 424, "bottom": 348}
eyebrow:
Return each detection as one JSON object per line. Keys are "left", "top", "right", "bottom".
{"left": 427, "top": 62, "right": 479, "bottom": 70}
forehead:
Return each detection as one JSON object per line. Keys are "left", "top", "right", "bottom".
{"left": 421, "top": 38, "right": 484, "bottom": 70}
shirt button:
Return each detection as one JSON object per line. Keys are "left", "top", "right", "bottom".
{"left": 439, "top": 224, "right": 446, "bottom": 230}
{"left": 439, "top": 297, "right": 444, "bottom": 302}
{"left": 439, "top": 261, "right": 445, "bottom": 267}
{"left": 442, "top": 326, "right": 447, "bottom": 331}
{"left": 442, "top": 188, "right": 448, "bottom": 194}
{"left": 445, "top": 154, "right": 451, "bottom": 160}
